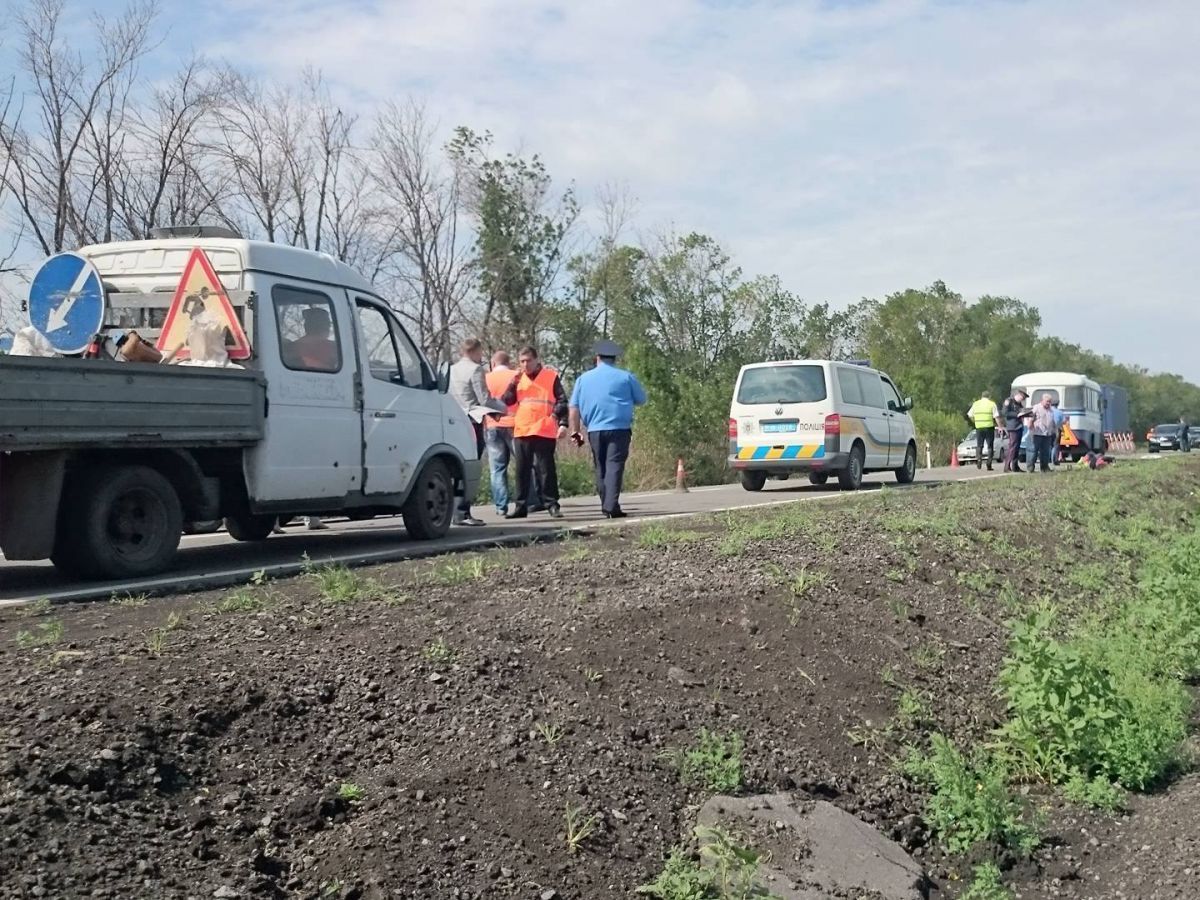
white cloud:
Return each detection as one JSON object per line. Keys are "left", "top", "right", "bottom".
{"left": 92, "top": 0, "right": 1200, "bottom": 379}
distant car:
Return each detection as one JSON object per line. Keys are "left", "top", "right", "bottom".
{"left": 957, "top": 429, "right": 1009, "bottom": 465}
{"left": 1148, "top": 424, "right": 1183, "bottom": 453}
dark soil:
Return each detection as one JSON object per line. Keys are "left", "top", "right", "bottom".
{"left": 2, "top": 462, "right": 1198, "bottom": 900}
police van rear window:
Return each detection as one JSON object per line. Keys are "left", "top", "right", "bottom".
{"left": 737, "top": 365, "right": 827, "bottom": 404}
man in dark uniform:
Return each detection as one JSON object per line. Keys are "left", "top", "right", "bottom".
{"left": 568, "top": 340, "right": 647, "bottom": 518}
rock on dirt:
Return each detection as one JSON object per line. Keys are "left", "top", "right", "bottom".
{"left": 697, "top": 792, "right": 927, "bottom": 900}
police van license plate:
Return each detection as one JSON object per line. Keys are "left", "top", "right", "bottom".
{"left": 762, "top": 422, "right": 797, "bottom": 433}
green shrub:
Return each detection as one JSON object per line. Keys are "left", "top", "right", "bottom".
{"left": 1062, "top": 773, "right": 1126, "bottom": 812}
{"left": 911, "top": 408, "right": 965, "bottom": 467}
{"left": 904, "top": 734, "right": 1038, "bottom": 855}
{"left": 675, "top": 729, "right": 744, "bottom": 794}
{"left": 961, "top": 862, "right": 1011, "bottom": 900}
{"left": 636, "top": 827, "right": 764, "bottom": 900}
{"left": 999, "top": 606, "right": 1187, "bottom": 790}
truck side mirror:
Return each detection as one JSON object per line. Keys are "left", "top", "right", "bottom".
{"left": 903, "top": 397, "right": 914, "bottom": 411}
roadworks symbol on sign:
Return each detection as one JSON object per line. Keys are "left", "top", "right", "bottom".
{"left": 1061, "top": 423, "right": 1079, "bottom": 447}
{"left": 156, "top": 248, "right": 250, "bottom": 360}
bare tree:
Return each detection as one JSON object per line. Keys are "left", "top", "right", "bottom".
{"left": 373, "top": 100, "right": 473, "bottom": 368}
{"left": 0, "top": 0, "right": 157, "bottom": 254}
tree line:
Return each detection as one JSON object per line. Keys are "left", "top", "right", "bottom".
{"left": 2, "top": 0, "right": 1195, "bottom": 483}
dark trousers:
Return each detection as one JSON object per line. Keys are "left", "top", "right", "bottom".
{"left": 1004, "top": 427, "right": 1024, "bottom": 471}
{"left": 512, "top": 436, "right": 559, "bottom": 511}
{"left": 588, "top": 429, "right": 632, "bottom": 514}
{"left": 456, "top": 420, "right": 486, "bottom": 518}
{"left": 1030, "top": 434, "right": 1054, "bottom": 472}
{"left": 975, "top": 427, "right": 996, "bottom": 468}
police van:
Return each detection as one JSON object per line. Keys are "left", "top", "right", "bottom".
{"left": 728, "top": 360, "right": 918, "bottom": 491}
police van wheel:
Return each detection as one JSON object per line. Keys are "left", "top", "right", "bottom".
{"left": 808, "top": 472, "right": 829, "bottom": 486}
{"left": 895, "top": 444, "right": 917, "bottom": 484}
{"left": 402, "top": 459, "right": 454, "bottom": 539}
{"left": 52, "top": 465, "right": 183, "bottom": 579}
{"left": 838, "top": 445, "right": 865, "bottom": 491}
{"left": 739, "top": 470, "right": 767, "bottom": 492}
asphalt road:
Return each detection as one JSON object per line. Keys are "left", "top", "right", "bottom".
{"left": 0, "top": 465, "right": 1000, "bottom": 606}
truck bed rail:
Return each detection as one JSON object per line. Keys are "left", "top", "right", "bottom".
{"left": 0, "top": 356, "right": 266, "bottom": 451}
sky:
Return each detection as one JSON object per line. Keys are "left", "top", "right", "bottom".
{"left": 6, "top": 0, "right": 1200, "bottom": 381}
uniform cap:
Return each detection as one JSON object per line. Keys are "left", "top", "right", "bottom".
{"left": 592, "top": 339, "right": 624, "bottom": 358}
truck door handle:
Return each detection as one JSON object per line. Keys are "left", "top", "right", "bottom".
{"left": 373, "top": 411, "right": 396, "bottom": 419}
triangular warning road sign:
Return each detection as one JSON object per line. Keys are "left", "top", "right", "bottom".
{"left": 1060, "top": 422, "right": 1079, "bottom": 446}
{"left": 156, "top": 248, "right": 250, "bottom": 360}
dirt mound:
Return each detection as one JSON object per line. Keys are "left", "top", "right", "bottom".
{"left": 2, "top": 463, "right": 1199, "bottom": 899}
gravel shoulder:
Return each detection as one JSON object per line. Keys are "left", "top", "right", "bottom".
{"left": 1, "top": 461, "right": 1198, "bottom": 900}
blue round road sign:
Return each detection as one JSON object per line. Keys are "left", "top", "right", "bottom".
{"left": 28, "top": 252, "right": 106, "bottom": 354}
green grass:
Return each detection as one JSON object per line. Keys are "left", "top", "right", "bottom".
{"left": 638, "top": 522, "right": 705, "bottom": 548}
{"left": 904, "top": 734, "right": 1039, "bottom": 856}
{"left": 426, "top": 555, "right": 490, "bottom": 586}
{"left": 14, "top": 619, "right": 63, "bottom": 648}
{"left": 961, "top": 862, "right": 1011, "bottom": 900}
{"left": 564, "top": 803, "right": 601, "bottom": 854}
{"left": 308, "top": 561, "right": 392, "bottom": 602}
{"left": 673, "top": 729, "right": 744, "bottom": 794}
{"left": 213, "top": 587, "right": 267, "bottom": 614}
{"left": 422, "top": 638, "right": 456, "bottom": 663}
{"left": 337, "top": 782, "right": 365, "bottom": 802}
{"left": 636, "top": 827, "right": 769, "bottom": 899}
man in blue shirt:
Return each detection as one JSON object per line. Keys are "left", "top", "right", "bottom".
{"left": 568, "top": 340, "right": 647, "bottom": 518}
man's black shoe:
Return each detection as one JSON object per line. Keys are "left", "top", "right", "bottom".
{"left": 604, "top": 509, "right": 628, "bottom": 519}
{"left": 505, "top": 508, "right": 528, "bottom": 520}
{"left": 529, "top": 504, "right": 547, "bottom": 514}
{"left": 547, "top": 505, "right": 563, "bottom": 519}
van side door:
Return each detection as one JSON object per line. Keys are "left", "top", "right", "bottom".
{"left": 353, "top": 298, "right": 443, "bottom": 496}
{"left": 880, "top": 375, "right": 915, "bottom": 466}
{"left": 245, "top": 282, "right": 362, "bottom": 503}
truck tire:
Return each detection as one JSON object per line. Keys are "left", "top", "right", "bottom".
{"left": 838, "top": 444, "right": 865, "bottom": 491}
{"left": 51, "top": 464, "right": 183, "bottom": 579}
{"left": 739, "top": 470, "right": 767, "bottom": 492}
{"left": 402, "top": 458, "right": 454, "bottom": 540}
{"left": 808, "top": 472, "right": 829, "bottom": 486}
{"left": 224, "top": 513, "right": 277, "bottom": 542}
{"left": 894, "top": 443, "right": 917, "bottom": 484}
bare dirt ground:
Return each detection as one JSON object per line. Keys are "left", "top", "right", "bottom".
{"left": 1, "top": 461, "right": 1197, "bottom": 900}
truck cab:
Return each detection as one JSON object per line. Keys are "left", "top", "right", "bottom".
{"left": 0, "top": 235, "right": 480, "bottom": 579}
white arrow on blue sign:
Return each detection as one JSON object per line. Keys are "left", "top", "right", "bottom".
{"left": 28, "top": 252, "right": 107, "bottom": 355}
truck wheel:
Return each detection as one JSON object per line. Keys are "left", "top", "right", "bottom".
{"left": 52, "top": 465, "right": 183, "bottom": 579}
{"left": 894, "top": 443, "right": 917, "bottom": 484}
{"left": 808, "top": 472, "right": 829, "bottom": 486}
{"left": 739, "top": 470, "right": 767, "bottom": 492}
{"left": 838, "top": 444, "right": 865, "bottom": 491}
{"left": 224, "top": 513, "right": 276, "bottom": 542}
{"left": 402, "top": 458, "right": 454, "bottom": 540}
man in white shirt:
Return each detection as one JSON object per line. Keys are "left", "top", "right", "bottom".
{"left": 447, "top": 338, "right": 499, "bottom": 526}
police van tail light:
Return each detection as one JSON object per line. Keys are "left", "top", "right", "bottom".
{"left": 824, "top": 414, "right": 841, "bottom": 436}
{"left": 728, "top": 418, "right": 738, "bottom": 438}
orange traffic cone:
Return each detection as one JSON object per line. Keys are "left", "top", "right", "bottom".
{"left": 675, "top": 457, "right": 689, "bottom": 493}
{"left": 950, "top": 446, "right": 959, "bottom": 468}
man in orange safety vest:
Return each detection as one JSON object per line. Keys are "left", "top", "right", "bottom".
{"left": 500, "top": 345, "right": 568, "bottom": 519}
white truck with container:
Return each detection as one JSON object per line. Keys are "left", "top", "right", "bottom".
{"left": 0, "top": 229, "right": 480, "bottom": 580}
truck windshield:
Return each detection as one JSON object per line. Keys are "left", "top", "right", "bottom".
{"left": 737, "top": 365, "right": 826, "bottom": 405}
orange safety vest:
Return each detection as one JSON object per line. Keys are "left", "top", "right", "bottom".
{"left": 484, "top": 369, "right": 517, "bottom": 429}
{"left": 513, "top": 366, "right": 561, "bottom": 439}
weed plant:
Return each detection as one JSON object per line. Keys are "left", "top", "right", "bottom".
{"left": 674, "top": 729, "right": 744, "bottom": 794}
{"left": 904, "top": 734, "right": 1039, "bottom": 856}
{"left": 961, "top": 862, "right": 1011, "bottom": 900}
{"left": 636, "top": 827, "right": 771, "bottom": 900}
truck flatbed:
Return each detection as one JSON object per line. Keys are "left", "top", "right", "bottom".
{"left": 0, "top": 356, "right": 266, "bottom": 452}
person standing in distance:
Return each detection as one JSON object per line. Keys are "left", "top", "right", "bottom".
{"left": 568, "top": 340, "right": 647, "bottom": 519}
{"left": 484, "top": 351, "right": 519, "bottom": 516}
{"left": 448, "top": 338, "right": 499, "bottom": 526}
{"left": 501, "top": 346, "right": 568, "bottom": 519}
{"left": 1000, "top": 389, "right": 1027, "bottom": 473}
{"left": 966, "top": 390, "right": 1002, "bottom": 471}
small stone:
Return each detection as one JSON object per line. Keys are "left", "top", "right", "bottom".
{"left": 428, "top": 672, "right": 445, "bottom": 684}
{"left": 98, "top": 749, "right": 118, "bottom": 761}
{"left": 540, "top": 891, "right": 559, "bottom": 900}
{"left": 414, "top": 790, "right": 426, "bottom": 802}
{"left": 667, "top": 666, "right": 705, "bottom": 687}
{"left": 213, "top": 887, "right": 239, "bottom": 899}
